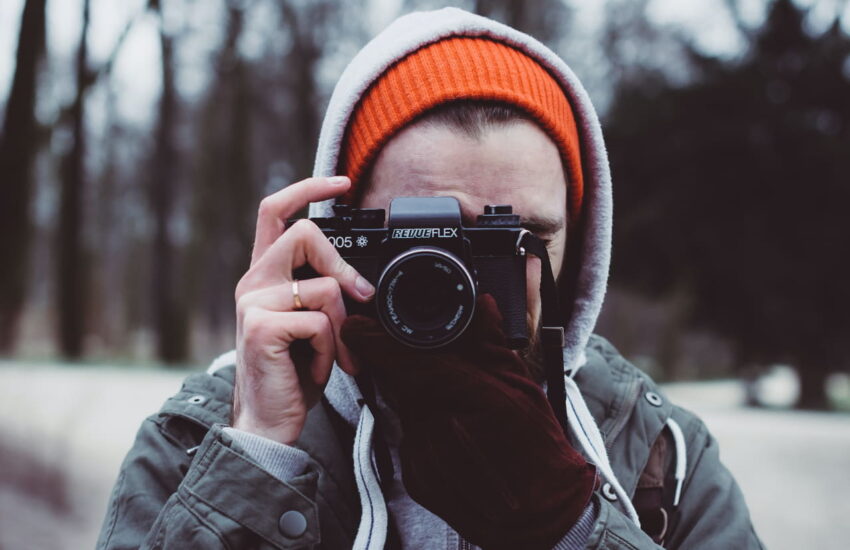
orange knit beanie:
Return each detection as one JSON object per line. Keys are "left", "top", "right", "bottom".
{"left": 338, "top": 36, "right": 583, "bottom": 223}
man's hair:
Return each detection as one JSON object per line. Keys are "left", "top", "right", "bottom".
{"left": 416, "top": 100, "right": 534, "bottom": 140}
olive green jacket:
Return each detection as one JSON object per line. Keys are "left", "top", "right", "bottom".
{"left": 96, "top": 335, "right": 763, "bottom": 549}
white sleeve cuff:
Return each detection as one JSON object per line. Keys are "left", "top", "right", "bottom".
{"left": 223, "top": 427, "right": 311, "bottom": 481}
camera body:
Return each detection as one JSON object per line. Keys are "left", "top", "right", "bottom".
{"left": 296, "top": 196, "right": 528, "bottom": 348}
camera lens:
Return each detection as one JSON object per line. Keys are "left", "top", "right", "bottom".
{"left": 376, "top": 247, "right": 476, "bottom": 348}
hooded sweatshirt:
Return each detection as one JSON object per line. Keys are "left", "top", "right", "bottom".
{"left": 231, "top": 8, "right": 620, "bottom": 549}
{"left": 310, "top": 8, "right": 611, "bottom": 373}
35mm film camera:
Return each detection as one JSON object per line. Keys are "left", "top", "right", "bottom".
{"left": 294, "top": 196, "right": 530, "bottom": 349}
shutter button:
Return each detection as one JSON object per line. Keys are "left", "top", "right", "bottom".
{"left": 279, "top": 510, "right": 307, "bottom": 538}
{"left": 644, "top": 391, "right": 663, "bottom": 407}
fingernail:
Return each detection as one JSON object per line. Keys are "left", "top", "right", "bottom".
{"left": 355, "top": 275, "right": 375, "bottom": 299}
{"left": 328, "top": 176, "right": 349, "bottom": 186}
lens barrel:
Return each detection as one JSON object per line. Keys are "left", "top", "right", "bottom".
{"left": 376, "top": 246, "right": 476, "bottom": 348}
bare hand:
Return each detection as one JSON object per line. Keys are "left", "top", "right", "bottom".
{"left": 232, "top": 176, "right": 374, "bottom": 444}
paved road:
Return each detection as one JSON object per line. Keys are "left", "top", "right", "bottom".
{"left": 1, "top": 364, "right": 848, "bottom": 549}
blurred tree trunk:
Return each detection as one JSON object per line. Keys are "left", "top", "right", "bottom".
{"left": 92, "top": 85, "right": 125, "bottom": 352}
{"left": 150, "top": 1, "right": 188, "bottom": 363}
{"left": 57, "top": 0, "right": 91, "bottom": 359}
{"left": 188, "top": 2, "right": 253, "bottom": 348}
{"left": 472, "top": 0, "right": 571, "bottom": 45}
{"left": 0, "top": 0, "right": 46, "bottom": 353}
{"left": 221, "top": 3, "right": 255, "bottom": 315}
{"left": 279, "top": 3, "right": 322, "bottom": 180}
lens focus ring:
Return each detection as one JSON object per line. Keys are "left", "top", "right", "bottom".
{"left": 376, "top": 247, "right": 476, "bottom": 348}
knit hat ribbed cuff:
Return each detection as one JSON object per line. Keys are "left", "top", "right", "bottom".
{"left": 339, "top": 36, "right": 584, "bottom": 223}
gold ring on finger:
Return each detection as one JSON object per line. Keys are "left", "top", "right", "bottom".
{"left": 292, "top": 279, "right": 305, "bottom": 310}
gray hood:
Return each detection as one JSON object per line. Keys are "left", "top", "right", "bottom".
{"left": 309, "top": 7, "right": 612, "bottom": 371}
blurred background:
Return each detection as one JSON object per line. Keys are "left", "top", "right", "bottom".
{"left": 1, "top": 0, "right": 849, "bottom": 548}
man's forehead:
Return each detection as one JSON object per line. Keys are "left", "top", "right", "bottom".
{"left": 361, "top": 120, "right": 567, "bottom": 225}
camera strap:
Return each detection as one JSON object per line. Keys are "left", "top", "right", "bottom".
{"left": 518, "top": 232, "right": 569, "bottom": 436}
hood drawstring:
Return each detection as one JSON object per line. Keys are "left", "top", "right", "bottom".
{"left": 563, "top": 367, "right": 642, "bottom": 527}
{"left": 666, "top": 417, "right": 687, "bottom": 507}
{"left": 352, "top": 404, "right": 388, "bottom": 550}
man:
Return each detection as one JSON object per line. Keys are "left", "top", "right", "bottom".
{"left": 97, "top": 8, "right": 763, "bottom": 550}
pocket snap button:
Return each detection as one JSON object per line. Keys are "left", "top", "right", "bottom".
{"left": 279, "top": 510, "right": 308, "bottom": 538}
{"left": 602, "top": 482, "right": 618, "bottom": 501}
{"left": 645, "top": 391, "right": 663, "bottom": 407}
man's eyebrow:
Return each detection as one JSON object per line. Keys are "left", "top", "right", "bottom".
{"left": 460, "top": 211, "right": 563, "bottom": 235}
{"left": 519, "top": 214, "right": 563, "bottom": 236}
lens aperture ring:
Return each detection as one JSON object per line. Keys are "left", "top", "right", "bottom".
{"left": 376, "top": 246, "right": 476, "bottom": 348}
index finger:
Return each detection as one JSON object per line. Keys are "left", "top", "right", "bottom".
{"left": 252, "top": 176, "right": 350, "bottom": 265}
{"left": 251, "top": 218, "right": 375, "bottom": 302}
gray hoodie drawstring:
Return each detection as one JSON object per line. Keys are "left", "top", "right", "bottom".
{"left": 353, "top": 404, "right": 388, "bottom": 550}
{"left": 666, "top": 417, "right": 687, "bottom": 507}
{"left": 564, "top": 368, "right": 642, "bottom": 527}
